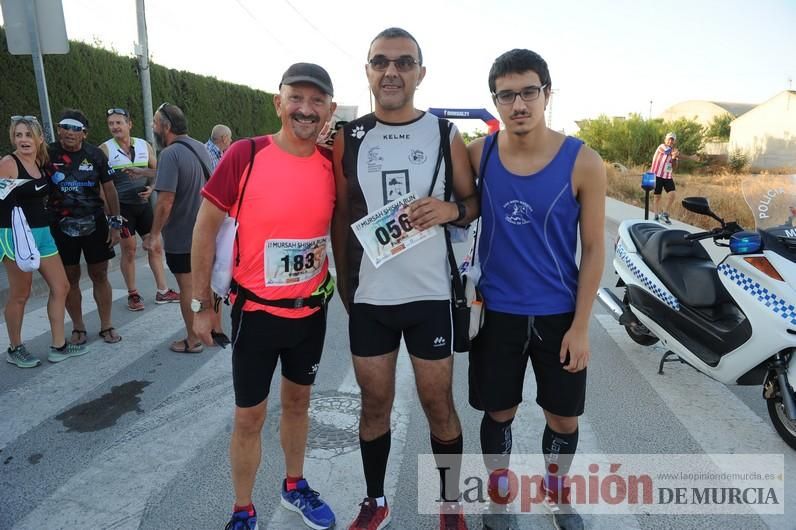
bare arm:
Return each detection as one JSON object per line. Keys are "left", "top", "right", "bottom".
{"left": 101, "top": 180, "right": 121, "bottom": 216}
{"left": 467, "top": 137, "right": 486, "bottom": 179}
{"left": 331, "top": 132, "right": 351, "bottom": 312}
{"left": 191, "top": 199, "right": 227, "bottom": 345}
{"left": 406, "top": 130, "right": 479, "bottom": 229}
{"left": 191, "top": 199, "right": 226, "bottom": 303}
{"left": 0, "top": 156, "right": 18, "bottom": 178}
{"left": 560, "top": 145, "right": 607, "bottom": 373}
{"left": 150, "top": 190, "right": 175, "bottom": 237}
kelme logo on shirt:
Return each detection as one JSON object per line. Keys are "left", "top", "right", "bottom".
{"left": 504, "top": 200, "right": 533, "bottom": 225}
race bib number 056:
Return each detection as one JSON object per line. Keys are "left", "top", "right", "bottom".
{"left": 351, "top": 192, "right": 440, "bottom": 269}
{"left": 265, "top": 237, "right": 327, "bottom": 285}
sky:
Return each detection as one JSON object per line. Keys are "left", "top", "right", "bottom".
{"left": 2, "top": 0, "right": 794, "bottom": 134}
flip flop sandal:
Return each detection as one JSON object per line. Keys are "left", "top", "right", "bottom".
{"left": 99, "top": 327, "right": 122, "bottom": 344}
{"left": 71, "top": 329, "right": 87, "bottom": 345}
{"left": 170, "top": 339, "right": 204, "bottom": 354}
{"left": 211, "top": 330, "right": 231, "bottom": 348}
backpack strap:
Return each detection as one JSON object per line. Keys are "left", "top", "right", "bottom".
{"left": 171, "top": 139, "right": 212, "bottom": 181}
{"left": 233, "top": 139, "right": 256, "bottom": 267}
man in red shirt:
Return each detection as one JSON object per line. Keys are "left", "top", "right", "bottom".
{"left": 190, "top": 63, "right": 338, "bottom": 530}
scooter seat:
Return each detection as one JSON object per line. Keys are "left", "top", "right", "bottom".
{"left": 628, "top": 222, "right": 665, "bottom": 251}
{"left": 638, "top": 229, "right": 729, "bottom": 308}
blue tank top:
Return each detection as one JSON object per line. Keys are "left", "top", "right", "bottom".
{"left": 478, "top": 135, "right": 582, "bottom": 316}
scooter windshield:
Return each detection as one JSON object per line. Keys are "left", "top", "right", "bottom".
{"left": 742, "top": 175, "right": 796, "bottom": 259}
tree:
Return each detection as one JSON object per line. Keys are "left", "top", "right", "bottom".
{"left": 576, "top": 114, "right": 703, "bottom": 166}
{"left": 461, "top": 129, "right": 488, "bottom": 144}
{"left": 704, "top": 113, "right": 732, "bottom": 141}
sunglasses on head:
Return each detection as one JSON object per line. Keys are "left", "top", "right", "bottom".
{"left": 107, "top": 107, "right": 129, "bottom": 117}
{"left": 157, "top": 102, "right": 175, "bottom": 124}
{"left": 11, "top": 115, "right": 38, "bottom": 123}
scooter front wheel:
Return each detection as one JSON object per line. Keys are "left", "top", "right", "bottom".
{"left": 622, "top": 293, "right": 659, "bottom": 346}
{"left": 767, "top": 398, "right": 796, "bottom": 450}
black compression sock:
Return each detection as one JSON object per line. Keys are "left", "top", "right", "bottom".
{"left": 542, "top": 424, "right": 579, "bottom": 495}
{"left": 431, "top": 432, "right": 463, "bottom": 502}
{"left": 480, "top": 413, "right": 514, "bottom": 472}
{"left": 360, "top": 430, "right": 391, "bottom": 499}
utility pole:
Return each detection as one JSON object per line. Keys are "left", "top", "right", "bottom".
{"left": 649, "top": 100, "right": 653, "bottom": 120}
{"left": 24, "top": 1, "right": 55, "bottom": 142}
{"left": 135, "top": 0, "right": 154, "bottom": 145}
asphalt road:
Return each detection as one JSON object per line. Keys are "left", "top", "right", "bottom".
{"left": 0, "top": 199, "right": 793, "bottom": 530}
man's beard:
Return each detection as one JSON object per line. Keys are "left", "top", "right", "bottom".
{"left": 154, "top": 131, "right": 165, "bottom": 149}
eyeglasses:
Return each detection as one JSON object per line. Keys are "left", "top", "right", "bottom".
{"left": 368, "top": 55, "right": 420, "bottom": 72}
{"left": 106, "top": 107, "right": 129, "bottom": 117}
{"left": 492, "top": 84, "right": 548, "bottom": 105}
{"left": 11, "top": 115, "right": 38, "bottom": 123}
{"left": 157, "top": 102, "right": 174, "bottom": 124}
{"left": 58, "top": 123, "right": 85, "bottom": 132}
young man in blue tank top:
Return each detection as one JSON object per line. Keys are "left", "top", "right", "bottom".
{"left": 467, "top": 49, "right": 606, "bottom": 530}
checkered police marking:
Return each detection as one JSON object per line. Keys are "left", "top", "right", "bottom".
{"left": 718, "top": 263, "right": 796, "bottom": 326}
{"left": 617, "top": 242, "right": 680, "bottom": 310}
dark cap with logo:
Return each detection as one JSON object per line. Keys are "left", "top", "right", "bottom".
{"left": 279, "top": 62, "right": 334, "bottom": 97}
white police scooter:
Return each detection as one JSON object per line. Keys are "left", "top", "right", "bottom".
{"left": 598, "top": 174, "right": 796, "bottom": 449}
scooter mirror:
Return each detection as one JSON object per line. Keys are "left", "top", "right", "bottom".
{"left": 682, "top": 197, "right": 712, "bottom": 215}
{"left": 682, "top": 196, "right": 726, "bottom": 225}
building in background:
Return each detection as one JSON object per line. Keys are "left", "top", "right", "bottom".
{"left": 658, "top": 100, "right": 756, "bottom": 128}
{"left": 729, "top": 90, "right": 796, "bottom": 171}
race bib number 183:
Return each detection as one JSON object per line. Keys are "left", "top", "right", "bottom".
{"left": 265, "top": 237, "right": 327, "bottom": 285}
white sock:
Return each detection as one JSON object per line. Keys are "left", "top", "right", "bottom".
{"left": 158, "top": 288, "right": 169, "bottom": 295}
{"left": 374, "top": 496, "right": 386, "bottom": 507}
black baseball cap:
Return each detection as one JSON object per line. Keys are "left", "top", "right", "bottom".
{"left": 279, "top": 62, "right": 334, "bottom": 97}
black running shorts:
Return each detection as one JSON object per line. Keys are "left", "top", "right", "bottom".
{"left": 51, "top": 214, "right": 115, "bottom": 266}
{"left": 231, "top": 306, "right": 327, "bottom": 408}
{"left": 165, "top": 252, "right": 191, "bottom": 274}
{"left": 653, "top": 177, "right": 676, "bottom": 194}
{"left": 349, "top": 300, "right": 452, "bottom": 360}
{"left": 469, "top": 310, "right": 586, "bottom": 417}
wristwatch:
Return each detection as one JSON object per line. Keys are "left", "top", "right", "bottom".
{"left": 452, "top": 201, "right": 466, "bottom": 224}
{"left": 190, "top": 298, "right": 209, "bottom": 313}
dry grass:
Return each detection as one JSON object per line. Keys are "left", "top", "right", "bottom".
{"left": 606, "top": 164, "right": 757, "bottom": 230}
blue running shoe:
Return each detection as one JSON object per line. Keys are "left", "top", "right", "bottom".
{"left": 225, "top": 506, "right": 258, "bottom": 530}
{"left": 280, "top": 478, "right": 336, "bottom": 529}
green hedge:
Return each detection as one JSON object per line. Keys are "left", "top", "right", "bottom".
{"left": 0, "top": 26, "right": 280, "bottom": 155}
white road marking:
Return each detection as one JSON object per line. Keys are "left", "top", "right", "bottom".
{"left": 0, "top": 302, "right": 180, "bottom": 450}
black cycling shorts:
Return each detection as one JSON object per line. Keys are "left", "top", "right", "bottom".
{"left": 349, "top": 300, "right": 452, "bottom": 360}
{"left": 120, "top": 202, "right": 154, "bottom": 237}
{"left": 51, "top": 215, "right": 115, "bottom": 266}
{"left": 231, "top": 306, "right": 327, "bottom": 408}
{"left": 469, "top": 310, "right": 586, "bottom": 417}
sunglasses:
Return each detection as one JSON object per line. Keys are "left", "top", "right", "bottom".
{"left": 107, "top": 107, "right": 129, "bottom": 117}
{"left": 157, "top": 102, "right": 175, "bottom": 125}
{"left": 11, "top": 115, "right": 38, "bottom": 123}
{"left": 58, "top": 123, "right": 85, "bottom": 132}
{"left": 368, "top": 55, "right": 420, "bottom": 72}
